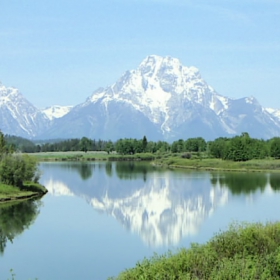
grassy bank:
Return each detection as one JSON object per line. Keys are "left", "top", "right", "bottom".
{"left": 0, "top": 182, "right": 47, "bottom": 202}
{"left": 110, "top": 222, "right": 280, "bottom": 280}
{"left": 29, "top": 151, "right": 280, "bottom": 172}
{"left": 29, "top": 151, "right": 156, "bottom": 162}
{"left": 153, "top": 154, "right": 280, "bottom": 172}
{"left": 154, "top": 156, "right": 280, "bottom": 172}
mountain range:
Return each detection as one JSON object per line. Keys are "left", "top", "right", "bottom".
{"left": 1, "top": 55, "right": 280, "bottom": 140}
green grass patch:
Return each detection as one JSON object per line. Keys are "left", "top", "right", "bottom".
{"left": 29, "top": 151, "right": 103, "bottom": 161}
{"left": 0, "top": 182, "right": 47, "bottom": 201}
{"left": 29, "top": 151, "right": 156, "bottom": 162}
{"left": 0, "top": 183, "right": 21, "bottom": 195}
{"left": 110, "top": 222, "right": 280, "bottom": 280}
{"left": 154, "top": 155, "right": 280, "bottom": 172}
{"left": 0, "top": 184, "right": 34, "bottom": 200}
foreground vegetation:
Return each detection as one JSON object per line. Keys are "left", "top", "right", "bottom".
{"left": 0, "top": 131, "right": 47, "bottom": 201}
{"left": 110, "top": 222, "right": 280, "bottom": 280}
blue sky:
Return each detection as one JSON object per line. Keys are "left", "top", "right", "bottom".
{"left": 1, "top": 0, "right": 280, "bottom": 108}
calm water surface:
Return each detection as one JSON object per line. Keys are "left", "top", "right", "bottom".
{"left": 1, "top": 161, "right": 280, "bottom": 279}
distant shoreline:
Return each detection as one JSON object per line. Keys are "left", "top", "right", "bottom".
{"left": 153, "top": 157, "right": 280, "bottom": 173}
{"left": 28, "top": 151, "right": 280, "bottom": 173}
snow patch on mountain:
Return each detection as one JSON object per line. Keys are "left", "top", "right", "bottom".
{"left": 42, "top": 105, "right": 73, "bottom": 120}
{"left": 266, "top": 108, "right": 280, "bottom": 122}
{"left": 0, "top": 82, "right": 21, "bottom": 106}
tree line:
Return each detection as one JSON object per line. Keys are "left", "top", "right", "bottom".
{"left": 3, "top": 132, "right": 280, "bottom": 161}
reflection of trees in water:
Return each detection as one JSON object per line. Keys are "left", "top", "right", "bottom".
{"left": 0, "top": 199, "right": 41, "bottom": 254}
{"left": 115, "top": 162, "right": 158, "bottom": 181}
{"left": 54, "top": 162, "right": 162, "bottom": 181}
{"left": 210, "top": 176, "right": 218, "bottom": 186}
{"left": 58, "top": 163, "right": 94, "bottom": 180}
{"left": 270, "top": 174, "right": 280, "bottom": 191}
{"left": 78, "top": 163, "right": 93, "bottom": 180}
{"left": 105, "top": 162, "right": 113, "bottom": 177}
{"left": 211, "top": 173, "right": 267, "bottom": 195}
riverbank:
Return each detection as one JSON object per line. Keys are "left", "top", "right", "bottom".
{"left": 110, "top": 222, "right": 280, "bottom": 279}
{"left": 154, "top": 156, "right": 280, "bottom": 172}
{"left": 29, "top": 151, "right": 156, "bottom": 162}
{"left": 0, "top": 182, "right": 48, "bottom": 203}
{"left": 29, "top": 151, "right": 280, "bottom": 172}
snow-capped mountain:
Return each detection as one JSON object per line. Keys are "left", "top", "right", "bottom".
{"left": 42, "top": 55, "right": 280, "bottom": 140}
{"left": 42, "top": 105, "right": 73, "bottom": 121}
{"left": 1, "top": 55, "right": 280, "bottom": 140}
{"left": 0, "top": 82, "right": 50, "bottom": 138}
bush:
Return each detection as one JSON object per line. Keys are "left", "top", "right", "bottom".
{"left": 110, "top": 222, "right": 280, "bottom": 280}
{"left": 0, "top": 154, "right": 40, "bottom": 188}
{"left": 181, "top": 153, "right": 192, "bottom": 159}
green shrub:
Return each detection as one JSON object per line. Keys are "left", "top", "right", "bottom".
{"left": 0, "top": 154, "right": 40, "bottom": 188}
{"left": 110, "top": 222, "right": 280, "bottom": 280}
{"left": 181, "top": 153, "right": 192, "bottom": 159}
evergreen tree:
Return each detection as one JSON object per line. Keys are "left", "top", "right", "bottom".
{"left": 79, "top": 137, "right": 91, "bottom": 153}
{"left": 270, "top": 137, "right": 280, "bottom": 159}
{"left": 142, "top": 136, "right": 148, "bottom": 152}
{"left": 0, "top": 132, "right": 6, "bottom": 157}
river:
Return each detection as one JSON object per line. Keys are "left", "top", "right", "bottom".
{"left": 1, "top": 161, "right": 280, "bottom": 279}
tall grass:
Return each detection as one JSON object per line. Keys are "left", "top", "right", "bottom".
{"left": 154, "top": 154, "right": 280, "bottom": 172}
{"left": 110, "top": 222, "right": 280, "bottom": 280}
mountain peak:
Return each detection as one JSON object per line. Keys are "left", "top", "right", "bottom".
{"left": 140, "top": 55, "right": 181, "bottom": 66}
{"left": 0, "top": 81, "right": 50, "bottom": 138}
{"left": 245, "top": 96, "right": 259, "bottom": 105}
{"left": 138, "top": 55, "right": 199, "bottom": 77}
{"left": 0, "top": 83, "right": 22, "bottom": 106}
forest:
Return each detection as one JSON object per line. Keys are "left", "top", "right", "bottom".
{"left": 3, "top": 132, "right": 280, "bottom": 162}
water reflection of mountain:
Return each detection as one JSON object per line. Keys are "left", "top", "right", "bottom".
{"left": 41, "top": 162, "right": 229, "bottom": 247}
{"left": 90, "top": 176, "right": 229, "bottom": 247}
{"left": 0, "top": 199, "right": 41, "bottom": 254}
